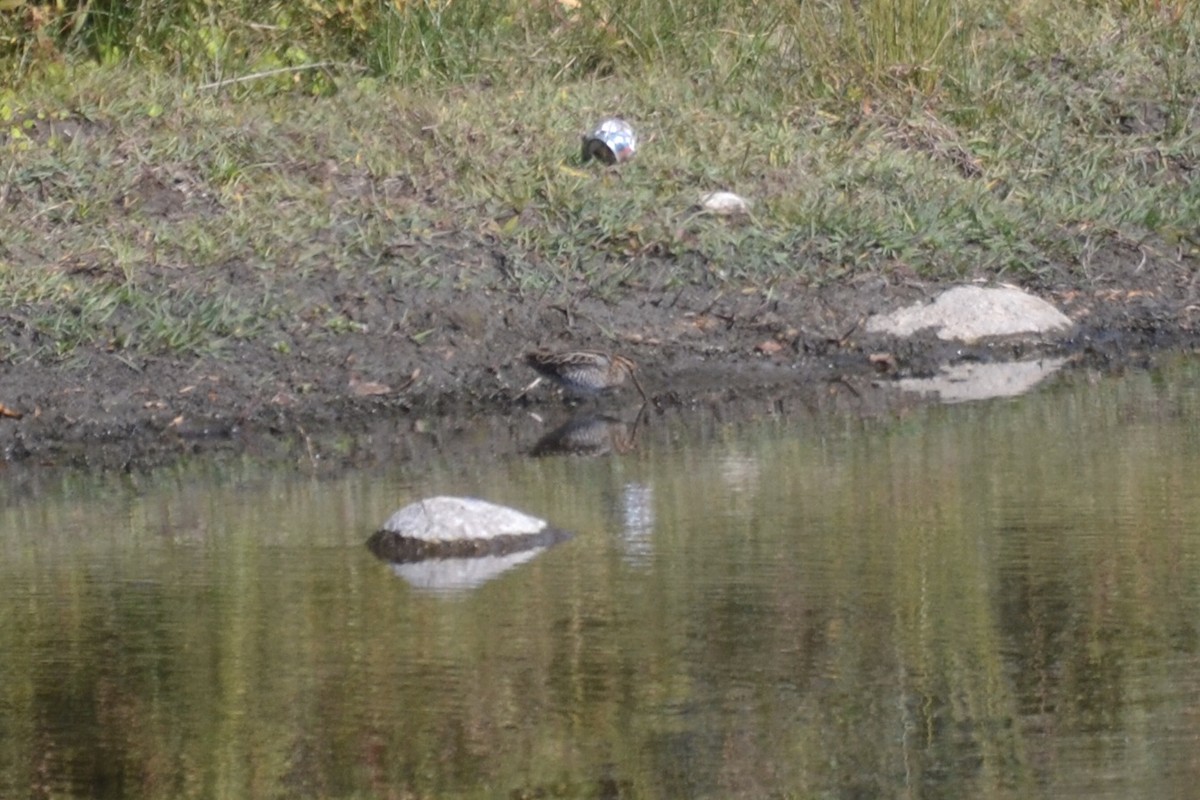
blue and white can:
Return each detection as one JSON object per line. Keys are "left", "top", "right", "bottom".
{"left": 581, "top": 118, "right": 637, "bottom": 164}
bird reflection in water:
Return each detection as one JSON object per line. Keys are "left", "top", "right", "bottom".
{"left": 530, "top": 406, "right": 647, "bottom": 457}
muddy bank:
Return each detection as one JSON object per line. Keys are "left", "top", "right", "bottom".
{"left": 2, "top": 257, "right": 1197, "bottom": 474}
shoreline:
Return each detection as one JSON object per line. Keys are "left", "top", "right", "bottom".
{"left": 4, "top": 277, "right": 1196, "bottom": 472}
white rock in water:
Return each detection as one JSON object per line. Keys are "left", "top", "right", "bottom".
{"left": 700, "top": 191, "right": 750, "bottom": 215}
{"left": 381, "top": 496, "right": 548, "bottom": 542}
{"left": 866, "top": 285, "right": 1072, "bottom": 343}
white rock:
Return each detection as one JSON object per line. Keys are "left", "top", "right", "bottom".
{"left": 866, "top": 285, "right": 1072, "bottom": 343}
{"left": 381, "top": 497, "right": 548, "bottom": 542}
{"left": 700, "top": 191, "right": 750, "bottom": 215}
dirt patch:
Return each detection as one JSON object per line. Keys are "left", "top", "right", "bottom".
{"left": 2, "top": 230, "right": 1198, "bottom": 474}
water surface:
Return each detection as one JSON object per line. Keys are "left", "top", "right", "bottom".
{"left": 2, "top": 358, "right": 1200, "bottom": 799}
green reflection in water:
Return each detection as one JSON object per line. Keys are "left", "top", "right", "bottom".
{"left": 2, "top": 358, "right": 1200, "bottom": 799}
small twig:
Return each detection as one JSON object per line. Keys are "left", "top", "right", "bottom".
{"left": 395, "top": 368, "right": 421, "bottom": 393}
{"left": 699, "top": 291, "right": 726, "bottom": 316}
{"left": 827, "top": 375, "right": 862, "bottom": 398}
{"left": 548, "top": 304, "right": 575, "bottom": 327}
{"left": 199, "top": 62, "right": 339, "bottom": 91}
{"left": 551, "top": 55, "right": 577, "bottom": 83}
{"left": 514, "top": 376, "right": 543, "bottom": 401}
{"left": 836, "top": 317, "right": 862, "bottom": 346}
{"left": 111, "top": 352, "right": 143, "bottom": 373}
{"left": 667, "top": 284, "right": 688, "bottom": 309}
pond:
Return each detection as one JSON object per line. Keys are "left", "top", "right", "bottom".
{"left": 2, "top": 356, "right": 1200, "bottom": 799}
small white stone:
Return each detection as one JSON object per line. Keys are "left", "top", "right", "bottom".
{"left": 381, "top": 496, "right": 548, "bottom": 542}
{"left": 700, "top": 191, "right": 750, "bottom": 215}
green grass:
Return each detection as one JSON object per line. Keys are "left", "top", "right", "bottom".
{"left": 1, "top": 0, "right": 1198, "bottom": 360}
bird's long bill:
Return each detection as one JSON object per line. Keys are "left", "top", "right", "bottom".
{"left": 631, "top": 398, "right": 649, "bottom": 440}
{"left": 629, "top": 369, "right": 648, "bottom": 402}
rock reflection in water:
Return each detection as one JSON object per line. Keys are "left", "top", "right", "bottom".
{"left": 895, "top": 357, "right": 1067, "bottom": 403}
{"left": 382, "top": 548, "right": 548, "bottom": 593}
{"left": 530, "top": 408, "right": 645, "bottom": 457}
{"left": 366, "top": 496, "right": 573, "bottom": 592}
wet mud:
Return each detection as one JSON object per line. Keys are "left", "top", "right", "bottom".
{"left": 2, "top": 247, "right": 1198, "bottom": 474}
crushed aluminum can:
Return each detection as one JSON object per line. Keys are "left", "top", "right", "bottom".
{"left": 581, "top": 118, "right": 637, "bottom": 165}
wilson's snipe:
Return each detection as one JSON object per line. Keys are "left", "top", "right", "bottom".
{"left": 524, "top": 349, "right": 647, "bottom": 401}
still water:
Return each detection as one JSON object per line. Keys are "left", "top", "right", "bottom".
{"left": 2, "top": 358, "right": 1200, "bottom": 799}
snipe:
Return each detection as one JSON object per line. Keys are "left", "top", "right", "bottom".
{"left": 524, "top": 349, "right": 647, "bottom": 401}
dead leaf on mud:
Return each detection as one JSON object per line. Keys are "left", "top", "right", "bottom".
{"left": 869, "top": 353, "right": 897, "bottom": 373}
{"left": 0, "top": 403, "right": 23, "bottom": 420}
{"left": 754, "top": 340, "right": 784, "bottom": 356}
{"left": 685, "top": 314, "right": 723, "bottom": 334}
{"left": 349, "top": 375, "right": 391, "bottom": 397}
{"left": 1095, "top": 288, "right": 1155, "bottom": 303}
{"left": 621, "top": 332, "right": 662, "bottom": 346}
{"left": 143, "top": 400, "right": 167, "bottom": 410}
